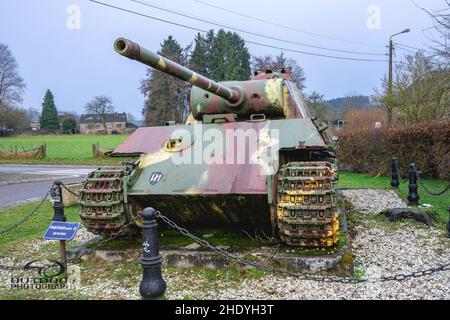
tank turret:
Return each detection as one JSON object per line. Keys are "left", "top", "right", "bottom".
{"left": 114, "top": 38, "right": 296, "bottom": 121}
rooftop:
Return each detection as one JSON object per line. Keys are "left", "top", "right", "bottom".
{"left": 80, "top": 112, "right": 127, "bottom": 124}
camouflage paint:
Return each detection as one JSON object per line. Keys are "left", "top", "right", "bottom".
{"left": 114, "top": 38, "right": 241, "bottom": 104}
{"left": 80, "top": 38, "right": 340, "bottom": 247}
{"left": 115, "top": 118, "right": 327, "bottom": 195}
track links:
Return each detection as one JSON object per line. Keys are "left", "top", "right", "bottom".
{"left": 80, "top": 166, "right": 137, "bottom": 237}
{"left": 277, "top": 161, "right": 339, "bottom": 247}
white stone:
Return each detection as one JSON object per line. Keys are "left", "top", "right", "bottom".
{"left": 184, "top": 243, "right": 202, "bottom": 250}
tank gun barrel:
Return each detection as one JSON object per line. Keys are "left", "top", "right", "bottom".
{"left": 114, "top": 38, "right": 242, "bottom": 104}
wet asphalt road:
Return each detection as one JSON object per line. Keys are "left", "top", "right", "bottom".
{"left": 0, "top": 165, "right": 97, "bottom": 208}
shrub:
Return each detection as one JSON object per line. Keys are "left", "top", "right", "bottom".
{"left": 337, "top": 120, "right": 450, "bottom": 180}
{"left": 344, "top": 108, "right": 387, "bottom": 131}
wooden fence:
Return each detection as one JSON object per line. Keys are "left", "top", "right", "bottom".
{"left": 0, "top": 144, "right": 47, "bottom": 159}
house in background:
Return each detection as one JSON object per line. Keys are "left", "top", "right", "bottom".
{"left": 80, "top": 112, "right": 128, "bottom": 135}
{"left": 30, "top": 121, "right": 40, "bottom": 132}
{"left": 79, "top": 112, "right": 141, "bottom": 135}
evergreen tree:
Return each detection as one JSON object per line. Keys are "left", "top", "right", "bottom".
{"left": 140, "top": 36, "right": 188, "bottom": 126}
{"left": 61, "top": 117, "right": 77, "bottom": 133}
{"left": 190, "top": 33, "right": 210, "bottom": 78}
{"left": 140, "top": 31, "right": 250, "bottom": 125}
{"left": 204, "top": 30, "right": 215, "bottom": 73}
{"left": 40, "top": 89, "right": 59, "bottom": 130}
{"left": 210, "top": 30, "right": 251, "bottom": 81}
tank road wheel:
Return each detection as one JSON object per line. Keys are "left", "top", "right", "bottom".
{"left": 80, "top": 166, "right": 140, "bottom": 237}
{"left": 276, "top": 162, "right": 339, "bottom": 247}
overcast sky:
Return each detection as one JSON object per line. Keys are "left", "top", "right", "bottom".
{"left": 0, "top": 0, "right": 444, "bottom": 119}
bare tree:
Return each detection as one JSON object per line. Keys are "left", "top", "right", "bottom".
{"left": 376, "top": 51, "right": 450, "bottom": 124}
{"left": 305, "top": 91, "right": 333, "bottom": 124}
{"left": 252, "top": 53, "right": 306, "bottom": 91}
{"left": 412, "top": 0, "right": 449, "bottom": 63}
{"left": 85, "top": 96, "right": 115, "bottom": 132}
{"left": 0, "top": 43, "right": 26, "bottom": 106}
{"left": 0, "top": 103, "right": 29, "bottom": 130}
{"left": 286, "top": 58, "right": 307, "bottom": 92}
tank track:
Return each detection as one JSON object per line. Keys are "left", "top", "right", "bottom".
{"left": 80, "top": 166, "right": 138, "bottom": 237}
{"left": 276, "top": 161, "right": 339, "bottom": 247}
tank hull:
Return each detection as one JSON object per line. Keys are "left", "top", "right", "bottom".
{"left": 81, "top": 118, "right": 339, "bottom": 246}
{"left": 116, "top": 118, "right": 327, "bottom": 195}
{"left": 129, "top": 194, "right": 272, "bottom": 232}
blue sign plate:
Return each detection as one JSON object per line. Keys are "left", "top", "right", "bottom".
{"left": 43, "top": 222, "right": 80, "bottom": 241}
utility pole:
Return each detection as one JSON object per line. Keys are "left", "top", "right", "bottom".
{"left": 387, "top": 28, "right": 410, "bottom": 126}
{"left": 388, "top": 38, "right": 394, "bottom": 125}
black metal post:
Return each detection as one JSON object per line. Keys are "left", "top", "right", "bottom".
{"left": 390, "top": 156, "right": 400, "bottom": 189}
{"left": 51, "top": 181, "right": 67, "bottom": 278}
{"left": 446, "top": 206, "right": 450, "bottom": 239}
{"left": 51, "top": 181, "right": 66, "bottom": 222}
{"left": 407, "top": 164, "right": 420, "bottom": 206}
{"left": 139, "top": 208, "right": 166, "bottom": 300}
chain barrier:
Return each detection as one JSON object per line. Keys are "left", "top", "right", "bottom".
{"left": 1, "top": 208, "right": 448, "bottom": 283}
{"left": 390, "top": 157, "right": 449, "bottom": 192}
{"left": 1, "top": 175, "right": 448, "bottom": 284}
{"left": 156, "top": 211, "right": 450, "bottom": 284}
{"left": 0, "top": 179, "right": 139, "bottom": 271}
{"left": 0, "top": 190, "right": 51, "bottom": 271}
{"left": 64, "top": 214, "right": 141, "bottom": 263}
{"left": 59, "top": 181, "right": 144, "bottom": 261}
{"left": 0, "top": 214, "right": 140, "bottom": 272}
{"left": 417, "top": 172, "right": 449, "bottom": 196}
{"left": 0, "top": 191, "right": 50, "bottom": 237}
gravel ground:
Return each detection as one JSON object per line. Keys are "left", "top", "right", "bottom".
{"left": 1, "top": 189, "right": 449, "bottom": 300}
{"left": 342, "top": 189, "right": 407, "bottom": 214}
{"left": 170, "top": 220, "right": 448, "bottom": 300}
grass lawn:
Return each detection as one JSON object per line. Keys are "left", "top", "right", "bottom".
{"left": 0, "top": 134, "right": 129, "bottom": 165}
{"left": 0, "top": 201, "right": 81, "bottom": 250}
{"left": 340, "top": 171, "right": 449, "bottom": 225}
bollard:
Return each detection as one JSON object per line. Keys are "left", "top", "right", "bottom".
{"left": 390, "top": 156, "right": 400, "bottom": 189}
{"left": 50, "top": 181, "right": 67, "bottom": 278}
{"left": 446, "top": 206, "right": 450, "bottom": 239}
{"left": 139, "top": 208, "right": 166, "bottom": 300}
{"left": 51, "top": 181, "right": 66, "bottom": 222}
{"left": 407, "top": 164, "right": 420, "bottom": 206}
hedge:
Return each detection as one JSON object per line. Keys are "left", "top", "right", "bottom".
{"left": 336, "top": 120, "right": 450, "bottom": 180}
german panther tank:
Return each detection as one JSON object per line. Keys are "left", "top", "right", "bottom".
{"left": 80, "top": 38, "right": 339, "bottom": 247}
